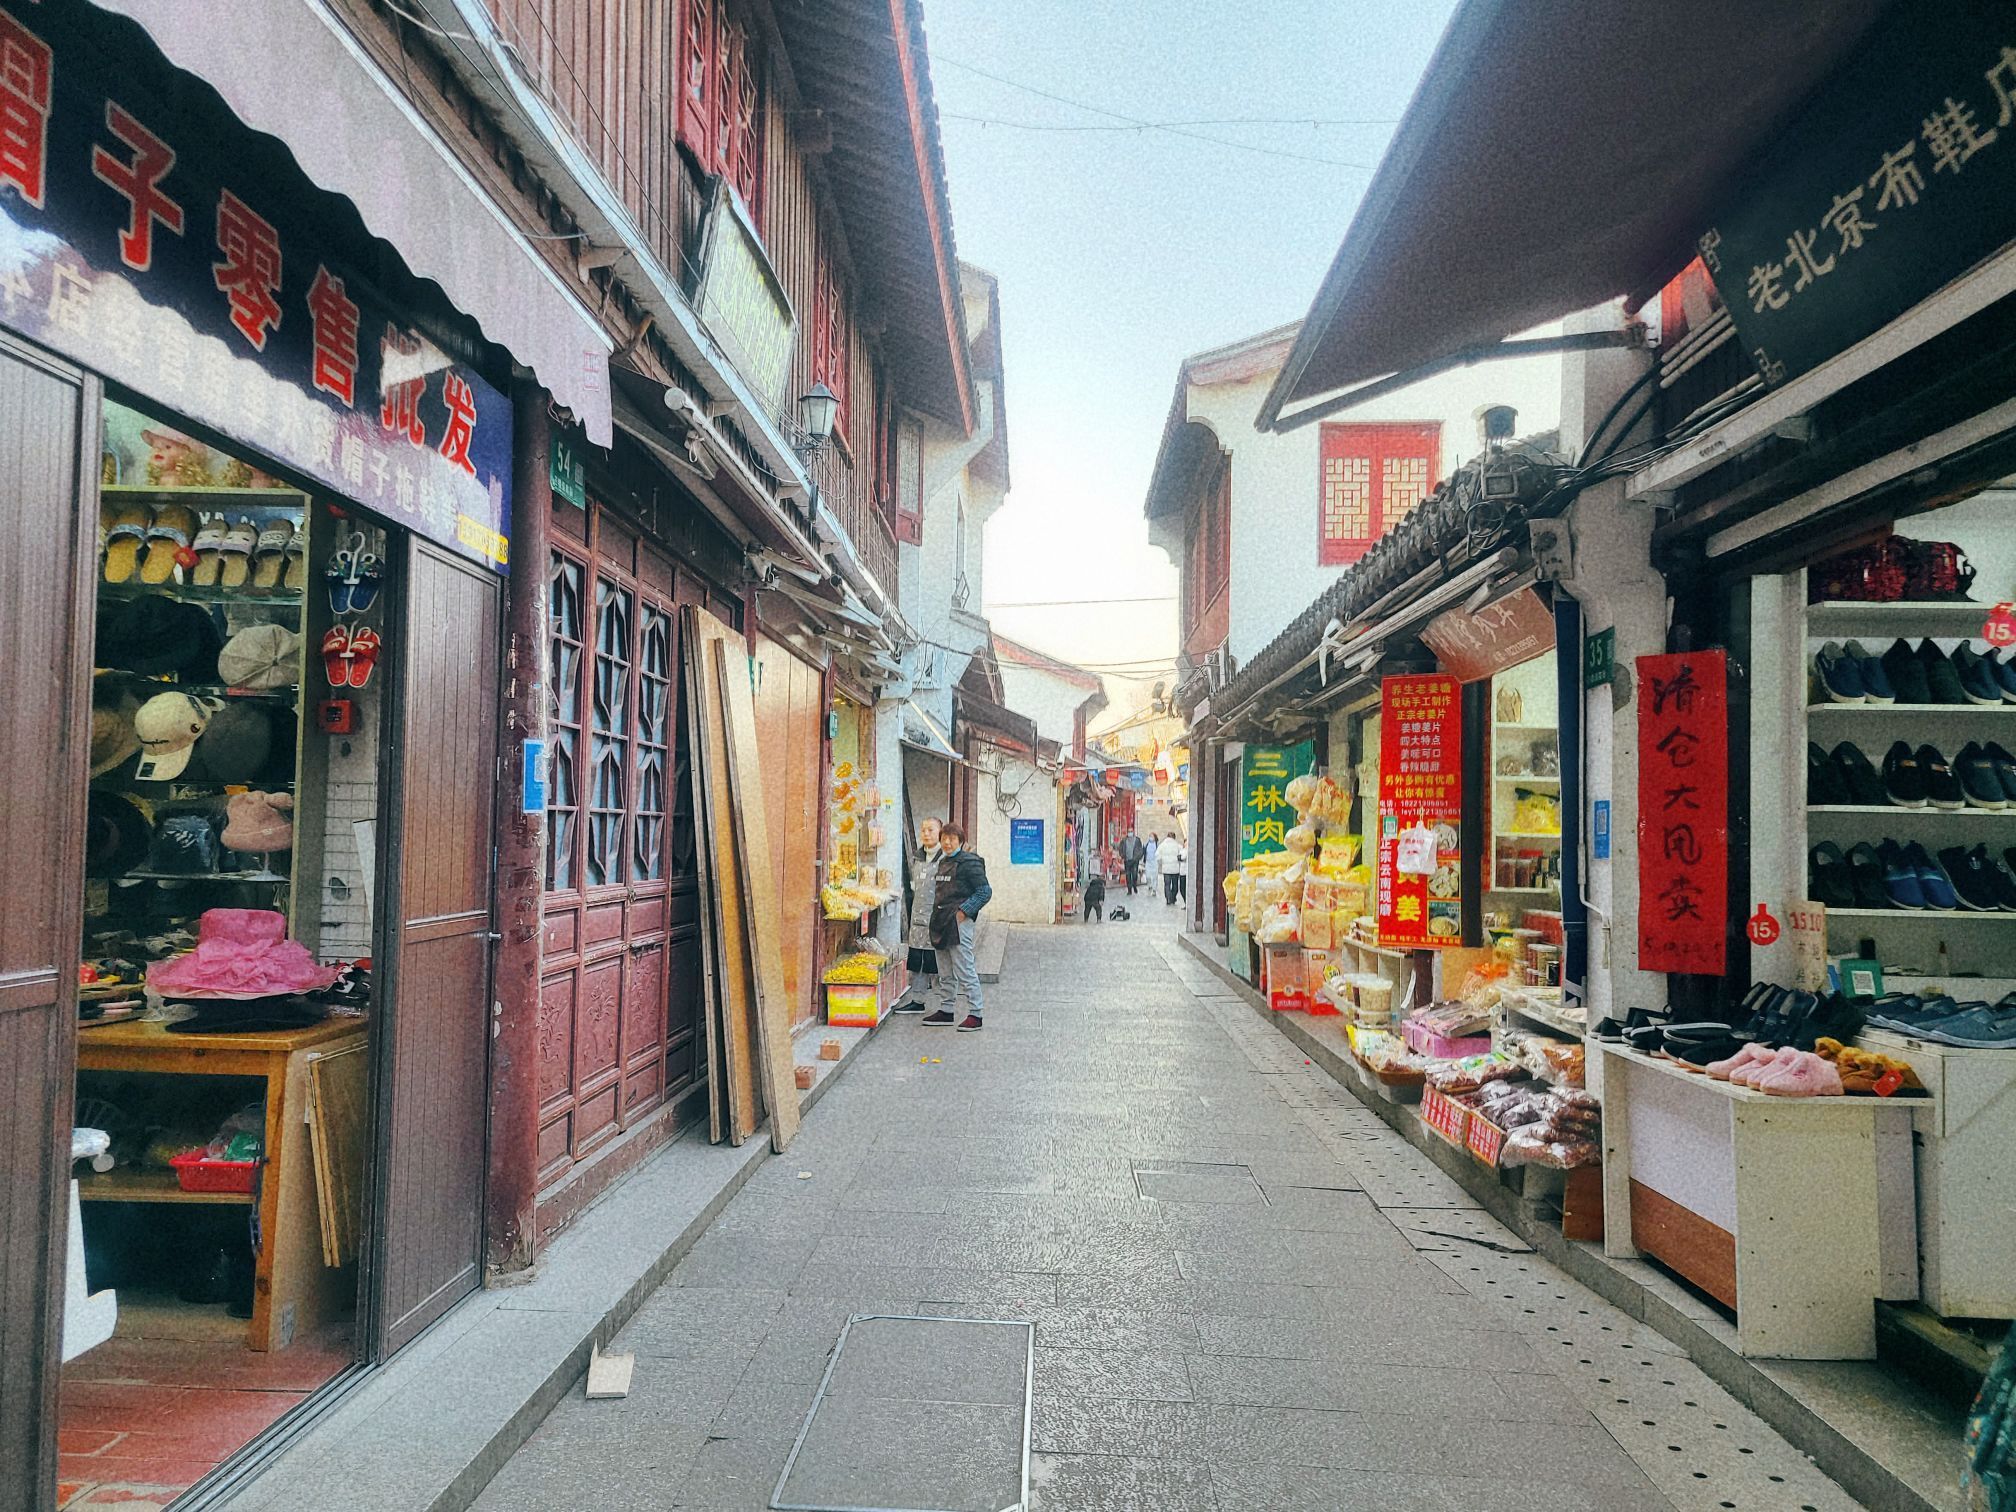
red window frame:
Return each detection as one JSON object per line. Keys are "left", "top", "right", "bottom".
{"left": 1184, "top": 459, "right": 1229, "bottom": 639}
{"left": 679, "top": 0, "right": 764, "bottom": 219}
{"left": 810, "top": 254, "right": 850, "bottom": 446}
{"left": 1317, "top": 421, "right": 1441, "bottom": 566}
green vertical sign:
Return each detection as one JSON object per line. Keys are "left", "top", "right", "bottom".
{"left": 1240, "top": 741, "right": 1315, "bottom": 859}
{"left": 550, "top": 434, "right": 587, "bottom": 508}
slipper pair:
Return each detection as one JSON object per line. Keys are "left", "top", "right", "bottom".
{"left": 327, "top": 532, "right": 382, "bottom": 614}
{"left": 322, "top": 625, "right": 381, "bottom": 689}
{"left": 102, "top": 502, "right": 200, "bottom": 584}
{"left": 1707, "top": 1043, "right": 1844, "bottom": 1096}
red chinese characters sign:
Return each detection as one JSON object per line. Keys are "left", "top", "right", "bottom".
{"left": 1377, "top": 674, "right": 1463, "bottom": 949}
{"left": 1636, "top": 651, "right": 1729, "bottom": 975}
{"left": 1420, "top": 585, "right": 1556, "bottom": 684}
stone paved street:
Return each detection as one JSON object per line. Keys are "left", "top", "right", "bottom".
{"left": 473, "top": 910, "right": 1863, "bottom": 1512}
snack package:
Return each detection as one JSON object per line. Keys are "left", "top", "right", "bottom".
{"left": 1303, "top": 876, "right": 1338, "bottom": 913}
{"left": 1284, "top": 823, "right": 1318, "bottom": 856}
{"left": 1512, "top": 788, "right": 1562, "bottom": 835}
{"left": 1301, "top": 906, "right": 1334, "bottom": 950}
{"left": 1254, "top": 900, "right": 1301, "bottom": 945}
{"left": 1317, "top": 833, "right": 1360, "bottom": 875}
{"left": 1284, "top": 772, "right": 1318, "bottom": 817}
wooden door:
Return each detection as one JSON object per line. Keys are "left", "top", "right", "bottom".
{"left": 375, "top": 540, "right": 501, "bottom": 1354}
{"left": 0, "top": 337, "right": 93, "bottom": 1512}
{"left": 751, "top": 636, "right": 823, "bottom": 1027}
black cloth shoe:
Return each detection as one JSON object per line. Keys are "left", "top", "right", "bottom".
{"left": 1919, "top": 743, "right": 1966, "bottom": 809}
{"left": 1880, "top": 741, "right": 1926, "bottom": 808}
{"left": 1988, "top": 851, "right": 2016, "bottom": 911}
{"left": 1808, "top": 843, "right": 1854, "bottom": 908}
{"left": 1592, "top": 1017, "right": 1628, "bottom": 1043}
{"left": 889, "top": 997, "right": 930, "bottom": 1014}
{"left": 1845, "top": 842, "right": 1890, "bottom": 909}
{"left": 1882, "top": 639, "right": 1932, "bottom": 704}
{"left": 921, "top": 1008, "right": 956, "bottom": 1026}
{"left": 1920, "top": 641, "right": 1969, "bottom": 705}
{"left": 1956, "top": 742, "right": 2009, "bottom": 809}
{"left": 1809, "top": 742, "right": 1850, "bottom": 805}
{"left": 1833, "top": 743, "right": 1889, "bottom": 807}
{"left": 1954, "top": 644, "right": 2004, "bottom": 705}
{"left": 1984, "top": 742, "right": 2016, "bottom": 803}
{"left": 1939, "top": 844, "right": 2003, "bottom": 911}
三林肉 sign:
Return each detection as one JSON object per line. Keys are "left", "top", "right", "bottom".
{"left": 1239, "top": 741, "right": 1314, "bottom": 860}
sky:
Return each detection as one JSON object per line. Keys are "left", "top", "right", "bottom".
{"left": 929, "top": 0, "right": 1462, "bottom": 689}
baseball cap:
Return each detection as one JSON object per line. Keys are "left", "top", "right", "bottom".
{"left": 133, "top": 692, "right": 222, "bottom": 781}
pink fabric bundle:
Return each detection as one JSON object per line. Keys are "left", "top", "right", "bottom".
{"left": 147, "top": 909, "right": 340, "bottom": 1000}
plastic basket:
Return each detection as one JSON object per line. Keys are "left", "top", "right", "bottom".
{"left": 168, "top": 1150, "right": 259, "bottom": 1194}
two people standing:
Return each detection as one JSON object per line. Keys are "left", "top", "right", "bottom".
{"left": 1159, "top": 836, "right": 1187, "bottom": 906}
{"left": 893, "top": 820, "right": 992, "bottom": 1031}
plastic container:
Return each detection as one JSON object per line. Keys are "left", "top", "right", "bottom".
{"left": 168, "top": 1150, "right": 259, "bottom": 1194}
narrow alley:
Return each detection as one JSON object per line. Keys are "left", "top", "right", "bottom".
{"left": 472, "top": 914, "right": 1855, "bottom": 1512}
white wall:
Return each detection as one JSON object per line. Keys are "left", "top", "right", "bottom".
{"left": 999, "top": 660, "right": 1096, "bottom": 746}
{"left": 973, "top": 750, "right": 1058, "bottom": 924}
{"left": 1182, "top": 349, "right": 1563, "bottom": 668}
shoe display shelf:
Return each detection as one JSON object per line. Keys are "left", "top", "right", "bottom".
{"left": 1805, "top": 601, "right": 1999, "bottom": 637}
{"left": 1497, "top": 984, "right": 1580, "bottom": 1039}
{"left": 1857, "top": 1028, "right": 2016, "bottom": 1319}
{"left": 1598, "top": 1043, "right": 1920, "bottom": 1358}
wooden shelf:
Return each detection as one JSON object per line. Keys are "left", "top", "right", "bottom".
{"left": 1826, "top": 907, "right": 2016, "bottom": 920}
{"left": 103, "top": 483, "right": 308, "bottom": 505}
{"left": 1488, "top": 885, "right": 1560, "bottom": 896}
{"left": 77, "top": 1167, "right": 252, "bottom": 1205}
{"left": 1495, "top": 773, "right": 1560, "bottom": 785}
{"left": 1497, "top": 831, "right": 1564, "bottom": 842}
{"left": 1807, "top": 703, "right": 2016, "bottom": 715}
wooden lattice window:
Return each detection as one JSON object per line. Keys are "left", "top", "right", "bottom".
{"left": 588, "top": 578, "right": 634, "bottom": 887}
{"left": 1317, "top": 422, "right": 1442, "bottom": 565}
{"left": 632, "top": 606, "right": 673, "bottom": 882}
{"left": 547, "top": 552, "right": 586, "bottom": 890}
{"left": 811, "top": 254, "right": 850, "bottom": 443}
{"left": 680, "top": 0, "right": 764, "bottom": 217}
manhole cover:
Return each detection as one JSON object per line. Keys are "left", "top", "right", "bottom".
{"left": 1132, "top": 1160, "right": 1266, "bottom": 1204}
{"left": 771, "top": 1314, "right": 1033, "bottom": 1512}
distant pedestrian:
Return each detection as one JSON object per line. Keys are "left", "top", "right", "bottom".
{"left": 1159, "top": 836, "right": 1186, "bottom": 906}
{"left": 1082, "top": 873, "right": 1105, "bottom": 922}
{"left": 1119, "top": 830, "right": 1145, "bottom": 896}
{"left": 1143, "top": 835, "right": 1160, "bottom": 884}
{"left": 921, "top": 822, "right": 992, "bottom": 1032}
{"left": 890, "top": 820, "right": 943, "bottom": 1013}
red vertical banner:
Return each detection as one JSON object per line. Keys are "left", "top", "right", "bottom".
{"left": 1377, "top": 674, "right": 1463, "bottom": 948}
{"left": 1636, "top": 650, "right": 1729, "bottom": 975}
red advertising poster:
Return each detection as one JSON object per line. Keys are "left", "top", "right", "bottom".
{"left": 1635, "top": 651, "right": 1729, "bottom": 975}
{"left": 1377, "top": 674, "right": 1463, "bottom": 949}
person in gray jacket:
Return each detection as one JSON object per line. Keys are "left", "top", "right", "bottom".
{"left": 890, "top": 820, "right": 942, "bottom": 1013}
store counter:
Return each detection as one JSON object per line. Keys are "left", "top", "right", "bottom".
{"left": 1598, "top": 1043, "right": 1918, "bottom": 1360}
{"left": 75, "top": 1017, "right": 365, "bottom": 1350}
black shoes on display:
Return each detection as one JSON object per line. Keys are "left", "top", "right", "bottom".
{"left": 1811, "top": 739, "right": 2013, "bottom": 811}
{"left": 1850, "top": 637, "right": 2016, "bottom": 706}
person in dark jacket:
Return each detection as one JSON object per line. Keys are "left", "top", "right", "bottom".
{"left": 1119, "top": 830, "right": 1145, "bottom": 896}
{"left": 921, "top": 822, "right": 991, "bottom": 1031}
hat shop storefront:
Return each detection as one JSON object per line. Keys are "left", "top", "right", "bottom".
{"left": 4, "top": 4, "right": 513, "bottom": 1504}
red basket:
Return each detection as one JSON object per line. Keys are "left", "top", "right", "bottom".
{"left": 168, "top": 1151, "right": 259, "bottom": 1194}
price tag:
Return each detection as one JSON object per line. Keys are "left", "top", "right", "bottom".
{"left": 1984, "top": 602, "right": 2016, "bottom": 647}
{"left": 1746, "top": 903, "right": 1781, "bottom": 946}
{"left": 1873, "top": 1067, "right": 1906, "bottom": 1097}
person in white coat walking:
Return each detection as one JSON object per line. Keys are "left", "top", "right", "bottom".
{"left": 1159, "top": 836, "right": 1187, "bottom": 906}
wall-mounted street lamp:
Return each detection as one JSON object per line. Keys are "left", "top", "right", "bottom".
{"left": 798, "top": 381, "right": 839, "bottom": 452}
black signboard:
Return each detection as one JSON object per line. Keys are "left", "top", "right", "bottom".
{"left": 1700, "top": 1, "right": 2016, "bottom": 387}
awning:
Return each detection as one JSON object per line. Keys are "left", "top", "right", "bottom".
{"left": 100, "top": 0, "right": 614, "bottom": 445}
{"left": 901, "top": 701, "right": 961, "bottom": 763}
{"left": 1258, "top": 0, "right": 1890, "bottom": 429}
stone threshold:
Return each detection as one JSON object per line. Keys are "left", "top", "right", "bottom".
{"left": 200, "top": 1014, "right": 890, "bottom": 1512}
{"left": 1176, "top": 930, "right": 1965, "bottom": 1512}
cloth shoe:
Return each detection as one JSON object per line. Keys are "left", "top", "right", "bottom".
{"left": 1940, "top": 845, "right": 2005, "bottom": 911}
{"left": 1846, "top": 642, "right": 1894, "bottom": 702}
{"left": 1906, "top": 841, "right": 1960, "bottom": 909}
{"left": 956, "top": 1014, "right": 983, "bottom": 1032}
{"left": 1756, "top": 1050, "right": 1844, "bottom": 1097}
{"left": 1954, "top": 643, "right": 2004, "bottom": 706}
{"left": 1807, "top": 843, "right": 1855, "bottom": 908}
{"left": 1993, "top": 648, "right": 2016, "bottom": 702}
{"left": 1832, "top": 743, "right": 1890, "bottom": 807}
{"left": 1956, "top": 743, "right": 2009, "bottom": 809}
{"left": 1878, "top": 841, "right": 1927, "bottom": 909}
{"left": 921, "top": 1008, "right": 956, "bottom": 1026}
{"left": 1983, "top": 742, "right": 2016, "bottom": 803}
{"left": 1880, "top": 741, "right": 1926, "bottom": 807}
{"left": 1881, "top": 639, "right": 1932, "bottom": 704}
{"left": 1986, "top": 851, "right": 2016, "bottom": 911}
{"left": 1844, "top": 843, "right": 1890, "bottom": 909}
{"left": 1918, "top": 743, "right": 1966, "bottom": 809}
{"left": 1808, "top": 742, "right": 1851, "bottom": 805}
{"left": 1918, "top": 641, "right": 1969, "bottom": 705}
{"left": 1814, "top": 642, "right": 1866, "bottom": 703}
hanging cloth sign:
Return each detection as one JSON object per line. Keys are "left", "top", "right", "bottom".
{"left": 1635, "top": 651, "right": 1729, "bottom": 975}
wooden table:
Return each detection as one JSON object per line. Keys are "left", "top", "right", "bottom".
{"left": 1598, "top": 1044, "right": 1918, "bottom": 1359}
{"left": 75, "top": 1017, "right": 365, "bottom": 1351}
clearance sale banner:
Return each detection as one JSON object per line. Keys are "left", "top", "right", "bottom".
{"left": 1377, "top": 674, "right": 1462, "bottom": 948}
{"left": 1636, "top": 651, "right": 1729, "bottom": 975}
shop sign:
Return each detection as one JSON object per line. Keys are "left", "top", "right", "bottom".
{"left": 1635, "top": 651, "right": 1729, "bottom": 975}
{"left": 1584, "top": 627, "right": 1616, "bottom": 689}
{"left": 0, "top": 1, "right": 513, "bottom": 570}
{"left": 1420, "top": 586, "right": 1554, "bottom": 683}
{"left": 521, "top": 739, "right": 548, "bottom": 814}
{"left": 1008, "top": 818, "right": 1044, "bottom": 865}
{"left": 1699, "top": 1, "right": 2016, "bottom": 388}
{"left": 1239, "top": 740, "right": 1314, "bottom": 859}
{"left": 694, "top": 180, "right": 795, "bottom": 412}
{"left": 549, "top": 434, "right": 587, "bottom": 509}
{"left": 1376, "top": 674, "right": 1462, "bottom": 949}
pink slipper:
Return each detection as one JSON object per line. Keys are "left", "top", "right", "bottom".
{"left": 1757, "top": 1050, "right": 1844, "bottom": 1098}
{"left": 1707, "top": 1041, "right": 1774, "bottom": 1080}
{"left": 1732, "top": 1046, "right": 1798, "bottom": 1088}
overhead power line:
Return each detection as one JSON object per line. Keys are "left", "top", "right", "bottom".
{"left": 934, "top": 55, "right": 1381, "bottom": 171}
{"left": 940, "top": 111, "right": 1399, "bottom": 134}
{"left": 987, "top": 595, "right": 1177, "bottom": 608}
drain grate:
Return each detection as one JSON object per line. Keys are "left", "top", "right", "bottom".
{"left": 771, "top": 1314, "right": 1033, "bottom": 1512}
